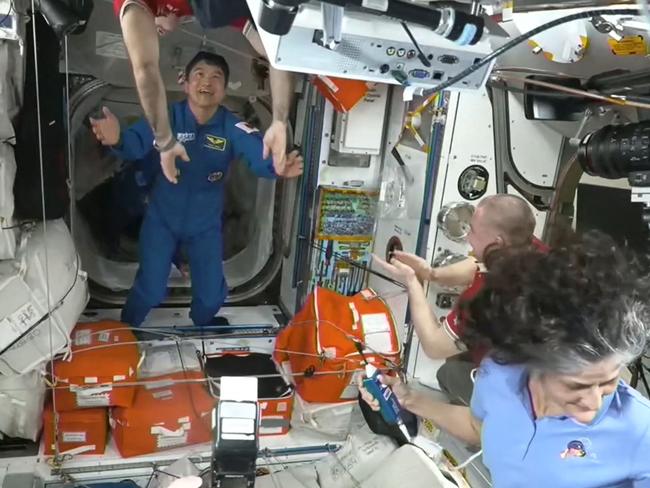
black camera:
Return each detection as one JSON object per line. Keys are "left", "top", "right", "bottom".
{"left": 256, "top": 0, "right": 484, "bottom": 46}
{"left": 258, "top": 0, "right": 305, "bottom": 36}
{"left": 37, "top": 0, "right": 92, "bottom": 38}
{"left": 578, "top": 121, "right": 650, "bottom": 180}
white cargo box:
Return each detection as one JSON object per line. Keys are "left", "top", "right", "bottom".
{"left": 0, "top": 220, "right": 89, "bottom": 375}
{"left": 0, "top": 367, "right": 46, "bottom": 441}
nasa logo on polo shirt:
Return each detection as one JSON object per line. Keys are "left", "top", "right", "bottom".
{"left": 207, "top": 171, "right": 224, "bottom": 183}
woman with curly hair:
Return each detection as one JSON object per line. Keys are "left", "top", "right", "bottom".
{"left": 361, "top": 231, "right": 650, "bottom": 487}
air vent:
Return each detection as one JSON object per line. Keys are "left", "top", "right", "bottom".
{"left": 439, "top": 55, "right": 459, "bottom": 64}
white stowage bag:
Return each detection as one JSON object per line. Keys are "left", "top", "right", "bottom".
{"left": 314, "top": 429, "right": 398, "bottom": 488}
{"left": 0, "top": 41, "right": 19, "bottom": 261}
{"left": 361, "top": 444, "right": 458, "bottom": 488}
{"left": 0, "top": 220, "right": 89, "bottom": 375}
{"left": 254, "top": 465, "right": 320, "bottom": 488}
{"left": 0, "top": 142, "right": 17, "bottom": 261}
{"left": 0, "top": 367, "right": 46, "bottom": 441}
{"left": 291, "top": 393, "right": 359, "bottom": 440}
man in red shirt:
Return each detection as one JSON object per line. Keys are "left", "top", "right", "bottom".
{"left": 113, "top": 0, "right": 293, "bottom": 185}
{"left": 373, "top": 194, "right": 548, "bottom": 405}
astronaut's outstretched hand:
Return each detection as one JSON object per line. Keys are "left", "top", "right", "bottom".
{"left": 89, "top": 106, "right": 120, "bottom": 146}
{"left": 159, "top": 141, "right": 189, "bottom": 185}
{"left": 276, "top": 149, "right": 303, "bottom": 179}
{"left": 264, "top": 120, "right": 288, "bottom": 172}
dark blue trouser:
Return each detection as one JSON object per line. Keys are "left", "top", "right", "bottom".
{"left": 121, "top": 205, "right": 228, "bottom": 327}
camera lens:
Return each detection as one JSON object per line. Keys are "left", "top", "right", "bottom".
{"left": 578, "top": 121, "right": 650, "bottom": 179}
{"left": 259, "top": 0, "right": 300, "bottom": 36}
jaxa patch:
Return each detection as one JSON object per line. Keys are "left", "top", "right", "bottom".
{"left": 235, "top": 121, "right": 259, "bottom": 134}
{"left": 204, "top": 135, "right": 227, "bottom": 151}
{"left": 207, "top": 171, "right": 224, "bottom": 183}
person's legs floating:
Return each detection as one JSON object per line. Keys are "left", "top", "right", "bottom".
{"left": 186, "top": 226, "right": 229, "bottom": 329}
{"left": 121, "top": 207, "right": 177, "bottom": 327}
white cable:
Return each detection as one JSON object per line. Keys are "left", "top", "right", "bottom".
{"left": 451, "top": 449, "right": 483, "bottom": 471}
{"left": 64, "top": 35, "right": 75, "bottom": 238}
{"left": 29, "top": 3, "right": 60, "bottom": 459}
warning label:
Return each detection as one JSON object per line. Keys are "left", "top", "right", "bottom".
{"left": 609, "top": 35, "right": 648, "bottom": 56}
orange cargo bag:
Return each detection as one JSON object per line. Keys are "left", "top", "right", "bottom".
{"left": 274, "top": 287, "right": 401, "bottom": 403}
{"left": 311, "top": 75, "right": 370, "bottom": 113}
{"left": 43, "top": 403, "right": 107, "bottom": 455}
{"left": 111, "top": 371, "right": 216, "bottom": 457}
{"left": 52, "top": 321, "right": 139, "bottom": 411}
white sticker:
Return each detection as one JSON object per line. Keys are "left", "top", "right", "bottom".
{"left": 62, "top": 432, "right": 87, "bottom": 443}
{"left": 75, "top": 329, "right": 92, "bottom": 347}
{"left": 260, "top": 402, "right": 268, "bottom": 411}
{"left": 318, "top": 75, "right": 339, "bottom": 93}
{"left": 84, "top": 377, "right": 98, "bottom": 384}
{"left": 153, "top": 390, "right": 173, "bottom": 400}
{"left": 75, "top": 385, "right": 112, "bottom": 395}
{"left": 349, "top": 303, "right": 359, "bottom": 330}
{"left": 277, "top": 402, "right": 288, "bottom": 413}
{"left": 360, "top": 289, "right": 377, "bottom": 301}
{"left": 364, "top": 333, "right": 393, "bottom": 354}
{"left": 76, "top": 393, "right": 110, "bottom": 408}
{"left": 178, "top": 416, "right": 190, "bottom": 424}
{"left": 235, "top": 121, "right": 259, "bottom": 134}
{"left": 113, "top": 375, "right": 126, "bottom": 382}
{"left": 361, "top": 313, "right": 390, "bottom": 334}
{"left": 361, "top": 313, "right": 394, "bottom": 353}
{"left": 98, "top": 331, "right": 111, "bottom": 343}
{"left": 95, "top": 31, "right": 128, "bottom": 59}
{"left": 157, "top": 432, "right": 188, "bottom": 449}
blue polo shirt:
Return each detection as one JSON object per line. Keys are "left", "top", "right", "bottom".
{"left": 471, "top": 358, "right": 650, "bottom": 488}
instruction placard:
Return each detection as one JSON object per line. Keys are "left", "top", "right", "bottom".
{"left": 609, "top": 35, "right": 648, "bottom": 56}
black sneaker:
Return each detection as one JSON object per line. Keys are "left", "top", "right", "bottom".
{"left": 208, "top": 315, "right": 233, "bottom": 334}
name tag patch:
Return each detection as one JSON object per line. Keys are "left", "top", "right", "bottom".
{"left": 205, "top": 135, "right": 227, "bottom": 151}
{"left": 177, "top": 132, "right": 196, "bottom": 143}
{"left": 235, "top": 121, "right": 259, "bottom": 134}
{"left": 208, "top": 171, "right": 224, "bottom": 183}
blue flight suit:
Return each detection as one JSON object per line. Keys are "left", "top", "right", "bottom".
{"left": 109, "top": 150, "right": 186, "bottom": 269}
{"left": 111, "top": 100, "right": 277, "bottom": 326}
{"left": 108, "top": 150, "right": 159, "bottom": 241}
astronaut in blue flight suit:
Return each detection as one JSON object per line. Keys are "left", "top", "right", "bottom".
{"left": 90, "top": 51, "right": 303, "bottom": 327}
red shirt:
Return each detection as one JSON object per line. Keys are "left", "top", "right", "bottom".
{"left": 112, "top": 0, "right": 247, "bottom": 28}
{"left": 113, "top": 0, "right": 193, "bottom": 19}
{"left": 444, "top": 237, "right": 550, "bottom": 365}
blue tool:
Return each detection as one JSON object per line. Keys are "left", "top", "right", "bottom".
{"left": 354, "top": 341, "right": 411, "bottom": 440}
{"left": 362, "top": 362, "right": 404, "bottom": 425}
